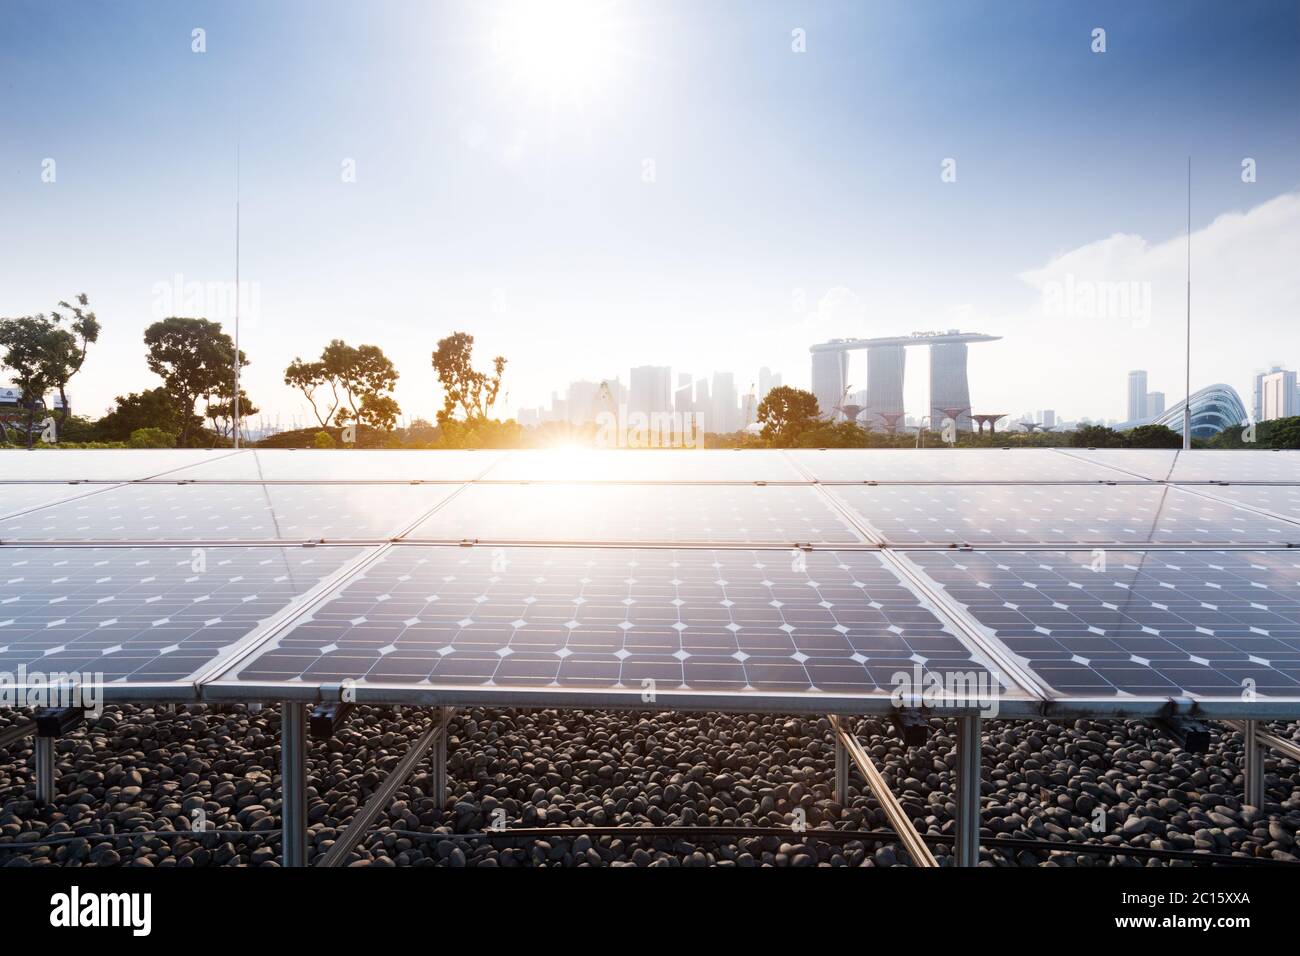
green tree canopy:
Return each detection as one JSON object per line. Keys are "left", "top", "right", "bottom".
{"left": 47, "top": 293, "right": 100, "bottom": 420}
{"left": 0, "top": 314, "right": 74, "bottom": 446}
{"left": 144, "top": 317, "right": 246, "bottom": 445}
{"left": 284, "top": 339, "right": 401, "bottom": 431}
{"left": 431, "top": 332, "right": 506, "bottom": 423}
{"left": 1070, "top": 423, "right": 1126, "bottom": 448}
{"left": 756, "top": 385, "right": 821, "bottom": 444}
{"left": 95, "top": 387, "right": 199, "bottom": 442}
{"left": 1122, "top": 423, "right": 1183, "bottom": 449}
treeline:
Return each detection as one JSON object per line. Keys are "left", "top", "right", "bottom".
{"left": 1, "top": 294, "right": 513, "bottom": 449}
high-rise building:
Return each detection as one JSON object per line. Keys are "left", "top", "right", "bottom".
{"left": 694, "top": 378, "right": 711, "bottom": 430}
{"left": 1041, "top": 409, "right": 1056, "bottom": 429}
{"left": 1146, "top": 392, "right": 1165, "bottom": 418}
{"left": 628, "top": 366, "right": 673, "bottom": 419}
{"left": 711, "top": 372, "right": 739, "bottom": 433}
{"left": 1127, "top": 370, "right": 1148, "bottom": 422}
{"left": 741, "top": 391, "right": 758, "bottom": 428}
{"left": 929, "top": 341, "right": 974, "bottom": 431}
{"left": 810, "top": 349, "right": 849, "bottom": 420}
{"left": 674, "top": 373, "right": 694, "bottom": 414}
{"left": 1262, "top": 369, "right": 1298, "bottom": 421}
{"left": 757, "top": 367, "right": 782, "bottom": 403}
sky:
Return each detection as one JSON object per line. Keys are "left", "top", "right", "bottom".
{"left": 1, "top": 0, "right": 1298, "bottom": 428}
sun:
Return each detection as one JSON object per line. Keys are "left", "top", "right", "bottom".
{"left": 491, "top": 0, "right": 623, "bottom": 107}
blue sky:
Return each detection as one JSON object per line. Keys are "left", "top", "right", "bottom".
{"left": 2, "top": 0, "right": 1297, "bottom": 426}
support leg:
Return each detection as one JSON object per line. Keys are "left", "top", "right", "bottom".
{"left": 834, "top": 731, "right": 849, "bottom": 806}
{"left": 954, "top": 715, "right": 982, "bottom": 867}
{"left": 1244, "top": 719, "right": 1266, "bottom": 810}
{"left": 34, "top": 735, "right": 55, "bottom": 805}
{"left": 281, "top": 702, "right": 307, "bottom": 868}
{"left": 432, "top": 706, "right": 451, "bottom": 808}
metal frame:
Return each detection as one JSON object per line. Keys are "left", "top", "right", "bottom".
{"left": 317, "top": 708, "right": 453, "bottom": 867}
{"left": 3, "top": 448, "right": 1300, "bottom": 870}
{"left": 954, "top": 714, "right": 982, "bottom": 867}
{"left": 280, "top": 701, "right": 308, "bottom": 868}
{"left": 830, "top": 715, "right": 938, "bottom": 867}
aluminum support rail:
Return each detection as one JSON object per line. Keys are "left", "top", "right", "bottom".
{"left": 829, "top": 715, "right": 937, "bottom": 867}
{"left": 281, "top": 702, "right": 308, "bottom": 868}
{"left": 317, "top": 710, "right": 452, "bottom": 868}
{"left": 0, "top": 720, "right": 36, "bottom": 750}
{"left": 954, "top": 715, "right": 982, "bottom": 867}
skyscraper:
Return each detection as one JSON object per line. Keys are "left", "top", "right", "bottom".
{"left": 811, "top": 349, "right": 848, "bottom": 420}
{"left": 674, "top": 373, "right": 694, "bottom": 414}
{"left": 1127, "top": 370, "right": 1148, "bottom": 422}
{"left": 1262, "top": 369, "right": 1298, "bottom": 420}
{"left": 757, "top": 367, "right": 782, "bottom": 403}
{"left": 628, "top": 366, "right": 673, "bottom": 419}
{"left": 711, "top": 372, "right": 739, "bottom": 433}
{"left": 1146, "top": 392, "right": 1165, "bottom": 418}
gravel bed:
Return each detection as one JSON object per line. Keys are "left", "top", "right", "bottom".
{"left": 0, "top": 706, "right": 1296, "bottom": 867}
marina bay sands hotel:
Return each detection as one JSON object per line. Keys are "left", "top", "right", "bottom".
{"left": 810, "top": 330, "right": 1001, "bottom": 431}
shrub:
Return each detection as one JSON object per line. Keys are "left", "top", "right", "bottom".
{"left": 313, "top": 430, "right": 336, "bottom": 449}
{"left": 128, "top": 427, "right": 177, "bottom": 448}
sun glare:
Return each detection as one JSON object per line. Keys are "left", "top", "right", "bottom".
{"left": 492, "top": 0, "right": 622, "bottom": 107}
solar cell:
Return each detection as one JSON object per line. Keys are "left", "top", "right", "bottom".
{"left": 1168, "top": 450, "right": 1300, "bottom": 483}
{"left": 210, "top": 546, "right": 1021, "bottom": 710}
{"left": 1, "top": 484, "right": 113, "bottom": 519}
{"left": 905, "top": 549, "right": 1300, "bottom": 707}
{"left": 157, "top": 449, "right": 501, "bottom": 482}
{"left": 829, "top": 484, "right": 1300, "bottom": 546}
{"left": 0, "top": 483, "right": 460, "bottom": 542}
{"left": 786, "top": 449, "right": 1139, "bottom": 483}
{"left": 1192, "top": 484, "right": 1300, "bottom": 523}
{"left": 0, "top": 544, "right": 362, "bottom": 695}
{"left": 403, "top": 483, "right": 865, "bottom": 545}
{"left": 1051, "top": 449, "right": 1178, "bottom": 482}
{"left": 0, "top": 449, "right": 240, "bottom": 482}
{"left": 480, "top": 449, "right": 805, "bottom": 483}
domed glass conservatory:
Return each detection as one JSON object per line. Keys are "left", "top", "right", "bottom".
{"left": 1151, "top": 384, "right": 1248, "bottom": 440}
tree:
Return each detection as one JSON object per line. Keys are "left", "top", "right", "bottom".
{"left": 284, "top": 340, "right": 401, "bottom": 431}
{"left": 0, "top": 315, "right": 72, "bottom": 447}
{"left": 1123, "top": 423, "right": 1182, "bottom": 449}
{"left": 431, "top": 332, "right": 506, "bottom": 423}
{"left": 756, "top": 385, "right": 821, "bottom": 444}
{"left": 1070, "top": 423, "right": 1125, "bottom": 448}
{"left": 144, "top": 317, "right": 245, "bottom": 445}
{"left": 204, "top": 387, "right": 258, "bottom": 441}
{"left": 47, "top": 294, "right": 100, "bottom": 421}
{"left": 128, "top": 427, "right": 177, "bottom": 448}
{"left": 95, "top": 387, "right": 196, "bottom": 442}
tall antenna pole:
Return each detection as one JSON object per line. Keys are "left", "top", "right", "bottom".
{"left": 1183, "top": 156, "right": 1191, "bottom": 450}
{"left": 233, "top": 142, "right": 242, "bottom": 449}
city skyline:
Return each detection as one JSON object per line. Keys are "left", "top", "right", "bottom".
{"left": 2, "top": 1, "right": 1298, "bottom": 430}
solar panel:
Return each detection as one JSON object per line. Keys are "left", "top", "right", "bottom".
{"left": 0, "top": 483, "right": 460, "bottom": 542}
{"left": 1051, "top": 449, "right": 1178, "bottom": 481}
{"left": 786, "top": 448, "right": 1139, "bottom": 483}
{"left": 208, "top": 546, "right": 1023, "bottom": 710}
{"left": 829, "top": 483, "right": 1300, "bottom": 546}
{"left": 401, "top": 483, "right": 865, "bottom": 545}
{"left": 1, "top": 484, "right": 111, "bottom": 520}
{"left": 1192, "top": 484, "right": 1300, "bottom": 523}
{"left": 905, "top": 549, "right": 1300, "bottom": 707}
{"left": 1061, "top": 449, "right": 1300, "bottom": 483}
{"left": 0, "top": 449, "right": 240, "bottom": 482}
{"left": 480, "top": 449, "right": 806, "bottom": 483}
{"left": 0, "top": 544, "right": 362, "bottom": 696}
{"left": 1168, "top": 450, "right": 1300, "bottom": 483}
{"left": 157, "top": 449, "right": 501, "bottom": 482}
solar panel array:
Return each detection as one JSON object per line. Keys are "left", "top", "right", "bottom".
{"left": 2, "top": 447, "right": 1299, "bottom": 716}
